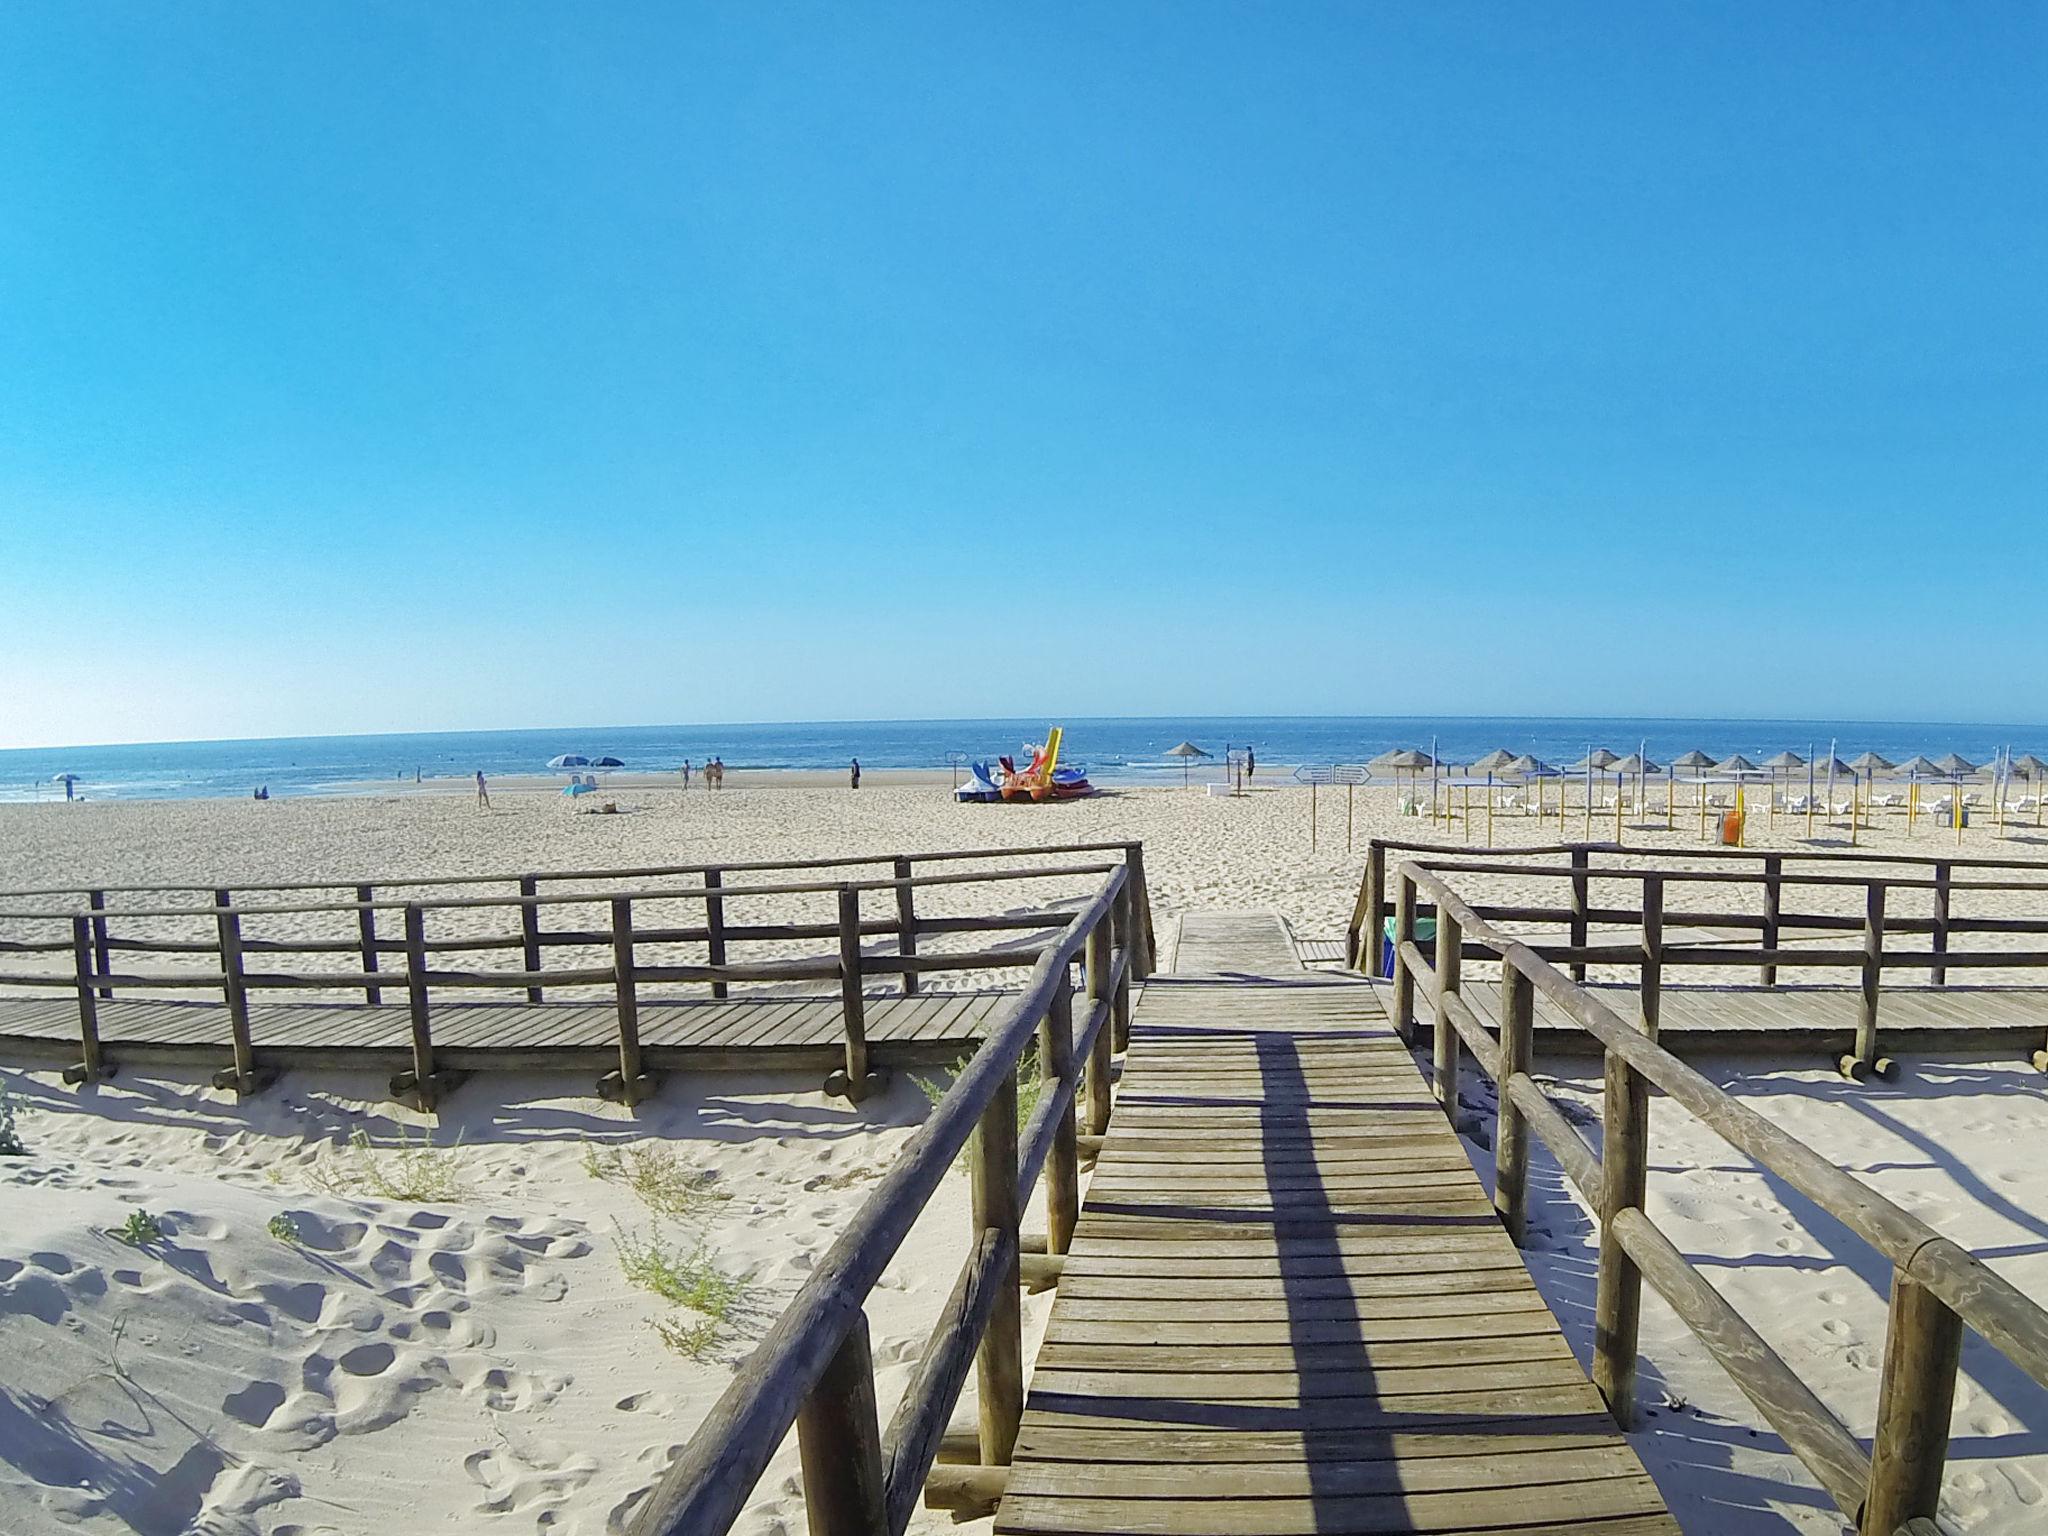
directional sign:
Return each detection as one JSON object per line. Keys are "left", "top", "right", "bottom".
{"left": 1331, "top": 765, "right": 1369, "bottom": 785}
{"left": 1293, "top": 764, "right": 1339, "bottom": 786}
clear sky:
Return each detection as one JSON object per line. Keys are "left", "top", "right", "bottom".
{"left": 3, "top": 4, "right": 2044, "bottom": 748}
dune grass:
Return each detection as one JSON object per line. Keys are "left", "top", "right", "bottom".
{"left": 613, "top": 1222, "right": 753, "bottom": 1360}
{"left": 313, "top": 1126, "right": 470, "bottom": 1203}
{"left": 110, "top": 1210, "right": 164, "bottom": 1246}
{"left": 581, "top": 1139, "right": 727, "bottom": 1221}
{"left": 915, "top": 1050, "right": 1046, "bottom": 1165}
{"left": 0, "top": 1084, "right": 22, "bottom": 1157}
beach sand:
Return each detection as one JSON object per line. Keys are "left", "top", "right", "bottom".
{"left": 3, "top": 783, "right": 2048, "bottom": 1534}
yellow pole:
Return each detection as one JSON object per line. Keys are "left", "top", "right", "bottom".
{"left": 1614, "top": 777, "right": 1623, "bottom": 844}
{"left": 1736, "top": 784, "right": 1746, "bottom": 847}
{"left": 1909, "top": 781, "right": 1918, "bottom": 834}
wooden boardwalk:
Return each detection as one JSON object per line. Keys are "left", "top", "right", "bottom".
{"left": 0, "top": 991, "right": 1001, "bottom": 1074}
{"left": 994, "top": 913, "right": 1678, "bottom": 1536}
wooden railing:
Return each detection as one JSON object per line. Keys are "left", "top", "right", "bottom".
{"left": 1391, "top": 855, "right": 2048, "bottom": 1535}
{"left": 622, "top": 862, "right": 1139, "bottom": 1536}
{"left": 1348, "top": 838, "right": 2048, "bottom": 1075}
{"left": 0, "top": 842, "right": 1157, "bottom": 1106}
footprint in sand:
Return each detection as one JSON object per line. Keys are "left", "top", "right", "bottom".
{"left": 464, "top": 1444, "right": 598, "bottom": 1515}
{"left": 614, "top": 1390, "right": 676, "bottom": 1414}
{"left": 222, "top": 1379, "right": 289, "bottom": 1428}
{"left": 165, "top": 1211, "right": 228, "bottom": 1242}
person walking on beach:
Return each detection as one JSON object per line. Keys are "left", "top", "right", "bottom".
{"left": 850, "top": 758, "right": 861, "bottom": 790}
{"left": 475, "top": 770, "right": 490, "bottom": 809}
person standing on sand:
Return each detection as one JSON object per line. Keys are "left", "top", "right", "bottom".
{"left": 1246, "top": 747, "right": 1255, "bottom": 782}
{"left": 713, "top": 757, "right": 726, "bottom": 789}
{"left": 475, "top": 770, "right": 490, "bottom": 809}
{"left": 681, "top": 759, "right": 692, "bottom": 789}
{"left": 850, "top": 758, "right": 861, "bottom": 790}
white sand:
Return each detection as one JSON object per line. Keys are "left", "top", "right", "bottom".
{"left": 3, "top": 784, "right": 2048, "bottom": 1534}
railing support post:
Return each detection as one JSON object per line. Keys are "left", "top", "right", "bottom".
{"left": 213, "top": 888, "right": 259, "bottom": 1097}
{"left": 828, "top": 886, "right": 880, "bottom": 1102}
{"left": 894, "top": 856, "right": 919, "bottom": 996}
{"left": 67, "top": 915, "right": 105, "bottom": 1085}
{"left": 704, "top": 868, "right": 729, "bottom": 1000}
{"left": 1845, "top": 883, "right": 1890, "bottom": 1080}
{"left": 604, "top": 896, "right": 649, "bottom": 1107}
{"left": 1083, "top": 916, "right": 1114, "bottom": 1136}
{"left": 1391, "top": 871, "right": 1418, "bottom": 1045}
{"left": 398, "top": 902, "right": 444, "bottom": 1110}
{"left": 1593, "top": 1040, "right": 1648, "bottom": 1428}
{"left": 88, "top": 889, "right": 112, "bottom": 1000}
{"left": 1432, "top": 909, "right": 1462, "bottom": 1127}
{"left": 1930, "top": 861, "right": 1951, "bottom": 986}
{"left": 796, "top": 1312, "right": 887, "bottom": 1536}
{"left": 1123, "top": 843, "right": 1156, "bottom": 979}
{"left": 1357, "top": 840, "right": 1387, "bottom": 974}
{"left": 1641, "top": 873, "right": 1664, "bottom": 1041}
{"left": 1569, "top": 847, "right": 1590, "bottom": 984}
{"left": 519, "top": 874, "right": 544, "bottom": 1003}
{"left": 1111, "top": 883, "right": 1134, "bottom": 1053}
{"left": 1494, "top": 964, "right": 1533, "bottom": 1245}
{"left": 1863, "top": 1271, "right": 1963, "bottom": 1535}
{"left": 1041, "top": 969, "right": 1080, "bottom": 1255}
{"left": 356, "top": 884, "right": 382, "bottom": 1006}
{"left": 971, "top": 1062, "right": 1023, "bottom": 1466}
{"left": 1761, "top": 854, "right": 1782, "bottom": 987}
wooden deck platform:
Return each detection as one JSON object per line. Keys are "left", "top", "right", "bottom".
{"left": 993, "top": 913, "right": 1678, "bottom": 1536}
{"left": 0, "top": 990, "right": 1003, "bottom": 1075}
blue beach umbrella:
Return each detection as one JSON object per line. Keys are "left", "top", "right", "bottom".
{"left": 546, "top": 754, "right": 590, "bottom": 770}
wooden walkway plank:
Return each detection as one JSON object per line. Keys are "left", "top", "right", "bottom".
{"left": 991, "top": 911, "right": 1680, "bottom": 1536}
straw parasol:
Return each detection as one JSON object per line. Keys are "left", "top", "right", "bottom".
{"left": 1932, "top": 752, "right": 1978, "bottom": 778}
{"left": 2014, "top": 753, "right": 2048, "bottom": 825}
{"left": 1469, "top": 748, "right": 1517, "bottom": 775}
{"left": 1848, "top": 751, "right": 1895, "bottom": 776}
{"left": 1164, "top": 741, "right": 1211, "bottom": 788}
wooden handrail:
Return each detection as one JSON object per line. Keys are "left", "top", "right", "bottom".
{"left": 4, "top": 846, "right": 1156, "bottom": 1111}
{"left": 1394, "top": 856, "right": 2048, "bottom": 1532}
{"left": 623, "top": 866, "right": 1128, "bottom": 1536}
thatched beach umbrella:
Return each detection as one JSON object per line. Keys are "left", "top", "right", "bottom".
{"left": 1761, "top": 750, "right": 1805, "bottom": 823}
{"left": 1164, "top": 740, "right": 1211, "bottom": 788}
{"left": 1565, "top": 748, "right": 1619, "bottom": 834}
{"left": 1931, "top": 752, "right": 1978, "bottom": 837}
{"left": 1895, "top": 755, "right": 1942, "bottom": 831}
{"left": 1373, "top": 748, "right": 1435, "bottom": 807}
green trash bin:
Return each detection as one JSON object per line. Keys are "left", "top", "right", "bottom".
{"left": 1381, "top": 915, "right": 1438, "bottom": 975}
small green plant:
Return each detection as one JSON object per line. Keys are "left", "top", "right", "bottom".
{"left": 914, "top": 1052, "right": 1046, "bottom": 1163}
{"left": 614, "top": 1222, "right": 752, "bottom": 1360}
{"left": 110, "top": 1210, "right": 164, "bottom": 1246}
{"left": 267, "top": 1213, "right": 301, "bottom": 1244}
{"left": 653, "top": 1313, "right": 723, "bottom": 1360}
{"left": 312, "top": 1126, "right": 469, "bottom": 1202}
{"left": 0, "top": 1084, "right": 23, "bottom": 1157}
{"left": 582, "top": 1140, "right": 726, "bottom": 1220}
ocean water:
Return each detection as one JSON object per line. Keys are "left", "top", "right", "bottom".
{"left": 2, "top": 717, "right": 2043, "bottom": 802}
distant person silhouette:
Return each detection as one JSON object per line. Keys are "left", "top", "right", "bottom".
{"left": 850, "top": 758, "right": 861, "bottom": 790}
{"left": 1246, "top": 747, "right": 1255, "bottom": 781}
{"left": 475, "top": 770, "right": 490, "bottom": 809}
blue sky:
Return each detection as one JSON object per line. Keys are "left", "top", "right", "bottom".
{"left": 3, "top": 4, "right": 2044, "bottom": 748}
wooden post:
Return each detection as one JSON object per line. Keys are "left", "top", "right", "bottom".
{"left": 1592, "top": 1041, "right": 1649, "bottom": 1428}
{"left": 704, "top": 867, "right": 729, "bottom": 1000}
{"left": 795, "top": 1312, "right": 887, "bottom": 1536}
{"left": 69, "top": 915, "right": 104, "bottom": 1084}
{"left": 355, "top": 884, "right": 382, "bottom": 1006}
{"left": 1494, "top": 964, "right": 1533, "bottom": 1245}
{"left": 1760, "top": 855, "right": 1782, "bottom": 988}
{"left": 1432, "top": 909, "right": 1462, "bottom": 1126}
{"left": 1347, "top": 781, "right": 1355, "bottom": 851}
{"left": 519, "top": 875, "right": 544, "bottom": 1003}
{"left": 894, "top": 856, "right": 919, "bottom": 996}
{"left": 1123, "top": 843, "right": 1156, "bottom": 979}
{"left": 1083, "top": 917, "right": 1113, "bottom": 1136}
{"left": 1930, "top": 861, "right": 1951, "bottom": 986}
{"left": 1640, "top": 874, "right": 1664, "bottom": 1041}
{"left": 402, "top": 903, "right": 438, "bottom": 1106}
{"left": 611, "top": 896, "right": 645, "bottom": 1106}
{"left": 1309, "top": 780, "right": 1316, "bottom": 850}
{"left": 214, "top": 889, "right": 256, "bottom": 1094}
{"left": 88, "top": 889, "right": 112, "bottom": 1000}
{"left": 971, "top": 1062, "right": 1023, "bottom": 1465}
{"left": 1862, "top": 1271, "right": 1963, "bottom": 1535}
{"left": 1569, "top": 847, "right": 1590, "bottom": 983}
{"left": 1041, "top": 969, "right": 1080, "bottom": 1255}
{"left": 1357, "top": 840, "right": 1386, "bottom": 974}
{"left": 1391, "top": 872, "right": 1418, "bottom": 1046}
{"left": 830, "top": 886, "right": 875, "bottom": 1102}
{"left": 1109, "top": 883, "right": 1135, "bottom": 1053}
{"left": 1850, "top": 882, "right": 1887, "bottom": 1076}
